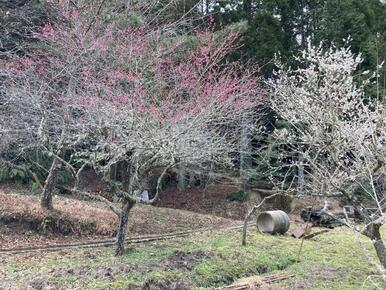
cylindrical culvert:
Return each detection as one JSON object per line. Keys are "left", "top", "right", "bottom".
{"left": 256, "top": 210, "right": 290, "bottom": 234}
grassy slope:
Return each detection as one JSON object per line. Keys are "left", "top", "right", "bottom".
{"left": 2, "top": 226, "right": 385, "bottom": 289}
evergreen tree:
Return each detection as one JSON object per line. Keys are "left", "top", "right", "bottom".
{"left": 319, "top": 0, "right": 386, "bottom": 96}
{"left": 244, "top": 11, "right": 285, "bottom": 75}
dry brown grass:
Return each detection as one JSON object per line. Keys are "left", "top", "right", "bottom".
{"left": 0, "top": 190, "right": 237, "bottom": 247}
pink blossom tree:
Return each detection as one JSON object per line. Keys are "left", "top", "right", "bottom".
{"left": 0, "top": 1, "right": 264, "bottom": 255}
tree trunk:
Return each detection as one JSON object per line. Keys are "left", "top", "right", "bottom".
{"left": 297, "top": 153, "right": 305, "bottom": 195}
{"left": 364, "top": 223, "right": 386, "bottom": 270}
{"left": 41, "top": 150, "right": 65, "bottom": 210}
{"left": 188, "top": 170, "right": 195, "bottom": 187}
{"left": 201, "top": 161, "right": 211, "bottom": 190}
{"left": 115, "top": 200, "right": 135, "bottom": 256}
{"left": 240, "top": 113, "right": 252, "bottom": 195}
{"left": 177, "top": 164, "right": 187, "bottom": 192}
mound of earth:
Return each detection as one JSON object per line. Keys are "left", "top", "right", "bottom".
{"left": 157, "top": 184, "right": 344, "bottom": 219}
{"left": 0, "top": 191, "right": 237, "bottom": 248}
{"left": 157, "top": 184, "right": 249, "bottom": 220}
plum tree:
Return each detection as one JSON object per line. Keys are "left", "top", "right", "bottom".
{"left": 269, "top": 41, "right": 386, "bottom": 270}
{"left": 0, "top": 0, "right": 264, "bottom": 255}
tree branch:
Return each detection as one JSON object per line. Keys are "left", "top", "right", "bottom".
{"left": 241, "top": 192, "right": 283, "bottom": 246}
{"left": 143, "top": 162, "right": 178, "bottom": 205}
{"left": 66, "top": 187, "right": 122, "bottom": 217}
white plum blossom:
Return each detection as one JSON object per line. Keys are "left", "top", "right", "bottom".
{"left": 268, "top": 42, "right": 386, "bottom": 271}
{"left": 269, "top": 43, "right": 382, "bottom": 195}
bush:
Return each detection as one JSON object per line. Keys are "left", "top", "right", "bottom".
{"left": 226, "top": 191, "right": 248, "bottom": 202}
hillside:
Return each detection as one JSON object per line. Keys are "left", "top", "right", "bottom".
{"left": 0, "top": 190, "right": 237, "bottom": 249}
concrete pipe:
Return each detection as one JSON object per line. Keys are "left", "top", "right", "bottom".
{"left": 256, "top": 210, "right": 290, "bottom": 234}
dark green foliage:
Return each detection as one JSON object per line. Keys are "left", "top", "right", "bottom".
{"left": 251, "top": 137, "right": 296, "bottom": 192}
{"left": 0, "top": 0, "right": 53, "bottom": 55}
{"left": 212, "top": 1, "right": 299, "bottom": 76}
{"left": 249, "top": 110, "right": 296, "bottom": 192}
{"left": 0, "top": 147, "right": 73, "bottom": 194}
{"left": 106, "top": 12, "right": 145, "bottom": 28}
{"left": 244, "top": 12, "right": 285, "bottom": 76}
{"left": 0, "top": 162, "right": 42, "bottom": 193}
{"left": 318, "top": 0, "right": 386, "bottom": 97}
{"left": 226, "top": 190, "right": 248, "bottom": 202}
{"left": 0, "top": 166, "right": 27, "bottom": 184}
{"left": 211, "top": 0, "right": 246, "bottom": 26}
{"left": 212, "top": 0, "right": 385, "bottom": 84}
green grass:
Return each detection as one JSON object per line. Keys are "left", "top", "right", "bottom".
{"left": 1, "top": 227, "right": 385, "bottom": 289}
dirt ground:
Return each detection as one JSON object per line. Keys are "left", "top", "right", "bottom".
{"left": 157, "top": 184, "right": 342, "bottom": 220}
{"left": 0, "top": 190, "right": 238, "bottom": 249}
{"left": 157, "top": 184, "right": 249, "bottom": 220}
{"left": 0, "top": 181, "right": 342, "bottom": 249}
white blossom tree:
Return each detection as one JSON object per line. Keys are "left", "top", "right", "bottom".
{"left": 269, "top": 42, "right": 386, "bottom": 270}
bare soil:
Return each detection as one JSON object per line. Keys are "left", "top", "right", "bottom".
{"left": 157, "top": 184, "right": 249, "bottom": 220}
{"left": 155, "top": 249, "right": 212, "bottom": 271}
{"left": 156, "top": 184, "right": 342, "bottom": 220}
{"left": 0, "top": 181, "right": 343, "bottom": 249}
{"left": 0, "top": 190, "right": 237, "bottom": 248}
{"left": 140, "top": 280, "right": 193, "bottom": 290}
